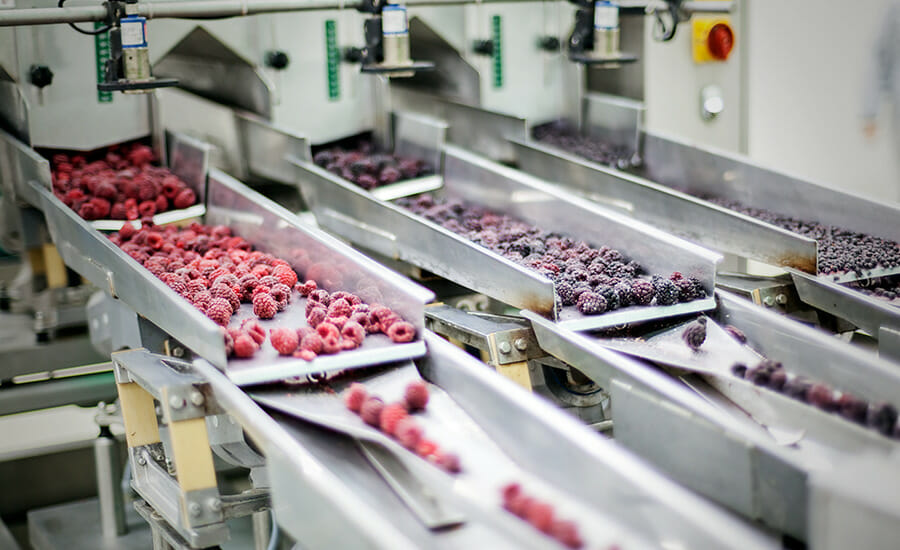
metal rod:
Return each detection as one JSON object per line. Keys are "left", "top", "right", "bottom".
{"left": 95, "top": 435, "right": 129, "bottom": 538}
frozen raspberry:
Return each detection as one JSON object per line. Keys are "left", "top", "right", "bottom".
{"left": 270, "top": 327, "right": 299, "bottom": 355}
{"left": 91, "top": 198, "right": 111, "bottom": 218}
{"left": 808, "top": 384, "right": 837, "bottom": 412}
{"left": 206, "top": 298, "right": 233, "bottom": 326}
{"left": 344, "top": 383, "right": 368, "bottom": 413}
{"left": 341, "top": 321, "right": 366, "bottom": 346}
{"left": 316, "top": 322, "right": 340, "bottom": 340}
{"left": 576, "top": 291, "right": 607, "bottom": 315}
{"left": 838, "top": 394, "right": 869, "bottom": 424}
{"left": 270, "top": 283, "right": 291, "bottom": 311}
{"left": 251, "top": 285, "right": 271, "bottom": 301}
{"left": 327, "top": 298, "right": 352, "bottom": 318}
{"left": 395, "top": 418, "right": 423, "bottom": 449}
{"left": 300, "top": 332, "right": 324, "bottom": 354}
{"left": 253, "top": 293, "right": 277, "bottom": 319}
{"left": 380, "top": 403, "right": 409, "bottom": 435}
{"left": 241, "top": 319, "right": 267, "bottom": 344}
{"left": 321, "top": 334, "right": 341, "bottom": 354}
{"left": 161, "top": 177, "right": 181, "bottom": 199}
{"left": 387, "top": 321, "right": 416, "bottom": 343}
{"left": 155, "top": 195, "right": 168, "bottom": 212}
{"left": 527, "top": 501, "right": 555, "bottom": 534}
{"left": 551, "top": 520, "right": 584, "bottom": 549}
{"left": 295, "top": 349, "right": 317, "bottom": 361}
{"left": 681, "top": 317, "right": 707, "bottom": 351}
{"left": 297, "top": 280, "right": 317, "bottom": 296}
{"left": 379, "top": 314, "right": 401, "bottom": 334}
{"left": 272, "top": 264, "right": 298, "bottom": 288}
{"left": 436, "top": 451, "right": 461, "bottom": 473}
{"left": 119, "top": 221, "right": 137, "bottom": 240}
{"left": 415, "top": 439, "right": 439, "bottom": 460}
{"left": 349, "top": 312, "right": 372, "bottom": 332}
{"left": 310, "top": 289, "right": 331, "bottom": 306}
{"left": 173, "top": 188, "right": 196, "bottom": 209}
{"left": 211, "top": 283, "right": 240, "bottom": 312}
{"left": 223, "top": 330, "right": 235, "bottom": 357}
{"left": 307, "top": 306, "right": 327, "bottom": 328}
{"left": 78, "top": 202, "right": 97, "bottom": 220}
{"left": 404, "top": 380, "right": 429, "bottom": 411}
{"left": 505, "top": 494, "right": 534, "bottom": 518}
{"left": 360, "top": 397, "right": 385, "bottom": 427}
{"left": 724, "top": 325, "right": 747, "bottom": 343}
{"left": 502, "top": 483, "right": 521, "bottom": 503}
{"left": 233, "top": 333, "right": 258, "bottom": 358}
{"left": 110, "top": 202, "right": 127, "bottom": 220}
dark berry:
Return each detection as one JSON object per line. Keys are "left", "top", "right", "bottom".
{"left": 681, "top": 317, "right": 707, "bottom": 351}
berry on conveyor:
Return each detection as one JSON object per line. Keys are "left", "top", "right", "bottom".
{"left": 807, "top": 383, "right": 838, "bottom": 412}
{"left": 344, "top": 383, "right": 368, "bottom": 413}
{"left": 730, "top": 363, "right": 748, "bottom": 378}
{"left": 379, "top": 403, "right": 409, "bottom": 436}
{"left": 681, "top": 317, "right": 707, "bottom": 351}
{"left": 630, "top": 279, "right": 655, "bottom": 306}
{"left": 360, "top": 397, "right": 385, "bottom": 427}
{"left": 415, "top": 439, "right": 439, "bottom": 460}
{"left": 387, "top": 321, "right": 416, "bottom": 343}
{"left": 527, "top": 502, "right": 555, "bottom": 534}
{"left": 551, "top": 520, "right": 584, "bottom": 549}
{"left": 576, "top": 291, "right": 607, "bottom": 315}
{"left": 233, "top": 333, "right": 259, "bottom": 358}
{"left": 838, "top": 394, "right": 869, "bottom": 424}
{"left": 532, "top": 120, "right": 635, "bottom": 169}
{"left": 651, "top": 276, "right": 679, "bottom": 306}
{"left": 242, "top": 319, "right": 267, "bottom": 345}
{"left": 252, "top": 292, "right": 278, "bottom": 319}
{"left": 312, "top": 140, "right": 433, "bottom": 191}
{"left": 436, "top": 451, "right": 461, "bottom": 473}
{"left": 866, "top": 402, "right": 898, "bottom": 436}
{"left": 404, "top": 380, "right": 429, "bottom": 411}
{"left": 724, "top": 325, "right": 747, "bottom": 343}
{"left": 395, "top": 417, "right": 423, "bottom": 450}
{"left": 270, "top": 327, "right": 299, "bottom": 356}
{"left": 206, "top": 298, "right": 233, "bottom": 327}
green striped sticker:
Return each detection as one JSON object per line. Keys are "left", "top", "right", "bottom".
{"left": 325, "top": 20, "right": 340, "bottom": 100}
{"left": 491, "top": 15, "right": 502, "bottom": 88}
{"left": 94, "top": 22, "right": 112, "bottom": 103}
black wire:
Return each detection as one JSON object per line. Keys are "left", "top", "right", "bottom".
{"left": 59, "top": 0, "right": 112, "bottom": 35}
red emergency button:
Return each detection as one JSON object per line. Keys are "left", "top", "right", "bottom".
{"left": 707, "top": 23, "right": 734, "bottom": 60}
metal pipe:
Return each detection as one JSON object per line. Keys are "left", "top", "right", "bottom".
{"left": 95, "top": 434, "right": 128, "bottom": 538}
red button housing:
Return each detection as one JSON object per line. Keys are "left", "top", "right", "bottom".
{"left": 708, "top": 23, "right": 734, "bottom": 61}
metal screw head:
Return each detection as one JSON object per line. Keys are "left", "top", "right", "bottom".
{"left": 172, "top": 347, "right": 185, "bottom": 358}
{"left": 762, "top": 295, "right": 775, "bottom": 307}
{"left": 207, "top": 498, "right": 222, "bottom": 512}
{"left": 190, "top": 391, "right": 205, "bottom": 407}
{"left": 514, "top": 338, "right": 528, "bottom": 351}
{"left": 498, "top": 341, "right": 512, "bottom": 354}
{"left": 137, "top": 455, "right": 147, "bottom": 466}
{"left": 188, "top": 502, "right": 202, "bottom": 517}
{"left": 775, "top": 293, "right": 788, "bottom": 305}
{"left": 169, "top": 395, "right": 185, "bottom": 409}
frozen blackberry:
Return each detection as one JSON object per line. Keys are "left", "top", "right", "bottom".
{"left": 768, "top": 369, "right": 787, "bottom": 391}
{"left": 556, "top": 281, "right": 579, "bottom": 306}
{"left": 630, "top": 279, "right": 655, "bottom": 306}
{"left": 652, "top": 276, "right": 679, "bottom": 306}
{"left": 783, "top": 377, "right": 812, "bottom": 401}
{"left": 730, "top": 363, "right": 748, "bottom": 378}
{"left": 576, "top": 291, "right": 608, "bottom": 315}
{"left": 808, "top": 384, "right": 837, "bottom": 412}
{"left": 594, "top": 285, "right": 620, "bottom": 311}
{"left": 866, "top": 402, "right": 898, "bottom": 436}
{"left": 746, "top": 366, "right": 771, "bottom": 386}
{"left": 675, "top": 277, "right": 705, "bottom": 302}
{"left": 613, "top": 281, "right": 634, "bottom": 307}
{"left": 681, "top": 317, "right": 707, "bottom": 351}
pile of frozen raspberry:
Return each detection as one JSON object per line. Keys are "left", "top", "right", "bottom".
{"left": 313, "top": 141, "right": 433, "bottom": 191}
{"left": 344, "top": 380, "right": 461, "bottom": 473}
{"left": 49, "top": 142, "right": 197, "bottom": 221}
{"left": 109, "top": 221, "right": 415, "bottom": 361}
{"left": 501, "top": 483, "right": 585, "bottom": 549}
{"left": 532, "top": 120, "right": 636, "bottom": 170}
{"left": 731, "top": 359, "right": 899, "bottom": 439}
{"left": 703, "top": 196, "right": 900, "bottom": 277}
{"left": 846, "top": 276, "right": 900, "bottom": 305}
{"left": 396, "top": 194, "right": 706, "bottom": 315}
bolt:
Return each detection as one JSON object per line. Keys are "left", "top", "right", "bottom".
{"left": 169, "top": 395, "right": 185, "bottom": 409}
{"left": 514, "top": 338, "right": 528, "bottom": 351}
{"left": 775, "top": 293, "right": 788, "bottom": 305}
{"left": 498, "top": 341, "right": 512, "bottom": 354}
{"left": 137, "top": 455, "right": 147, "bottom": 466}
{"left": 207, "top": 498, "right": 222, "bottom": 512}
{"left": 190, "top": 391, "right": 205, "bottom": 407}
{"left": 188, "top": 502, "right": 202, "bottom": 517}
{"left": 762, "top": 295, "right": 775, "bottom": 307}
{"left": 172, "top": 346, "right": 184, "bottom": 358}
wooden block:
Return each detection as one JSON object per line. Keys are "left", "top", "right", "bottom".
{"left": 168, "top": 417, "right": 217, "bottom": 493}
{"left": 496, "top": 361, "right": 533, "bottom": 391}
{"left": 42, "top": 244, "right": 67, "bottom": 289}
{"left": 117, "top": 382, "right": 161, "bottom": 448}
{"left": 28, "top": 248, "right": 45, "bottom": 275}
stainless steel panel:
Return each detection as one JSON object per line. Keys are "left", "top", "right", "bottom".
{"left": 0, "top": 127, "right": 50, "bottom": 209}
{"left": 641, "top": 131, "right": 900, "bottom": 255}
{"left": 511, "top": 137, "right": 819, "bottom": 272}
{"left": 419, "top": 332, "right": 778, "bottom": 550}
{"left": 236, "top": 113, "right": 311, "bottom": 184}
{"left": 789, "top": 268, "right": 900, "bottom": 339}
{"left": 0, "top": 80, "right": 29, "bottom": 144}
{"left": 292, "top": 157, "right": 557, "bottom": 317}
{"left": 392, "top": 110, "right": 447, "bottom": 175}
{"left": 443, "top": 101, "right": 528, "bottom": 163}
{"left": 582, "top": 93, "right": 643, "bottom": 157}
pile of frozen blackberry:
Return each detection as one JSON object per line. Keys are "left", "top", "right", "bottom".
{"left": 396, "top": 194, "right": 706, "bottom": 315}
{"left": 732, "top": 359, "right": 899, "bottom": 439}
{"left": 313, "top": 141, "right": 433, "bottom": 191}
{"left": 846, "top": 276, "right": 900, "bottom": 305}
{"left": 531, "top": 121, "right": 636, "bottom": 169}
{"left": 704, "top": 197, "right": 900, "bottom": 277}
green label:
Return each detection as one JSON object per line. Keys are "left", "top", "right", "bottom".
{"left": 94, "top": 22, "right": 112, "bottom": 103}
{"left": 491, "top": 15, "right": 502, "bottom": 89}
{"left": 325, "top": 20, "right": 340, "bottom": 100}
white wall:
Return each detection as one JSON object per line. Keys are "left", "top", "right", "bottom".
{"left": 745, "top": 0, "right": 899, "bottom": 203}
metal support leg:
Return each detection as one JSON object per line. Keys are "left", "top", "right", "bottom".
{"left": 252, "top": 510, "right": 272, "bottom": 550}
{"left": 95, "top": 429, "right": 128, "bottom": 537}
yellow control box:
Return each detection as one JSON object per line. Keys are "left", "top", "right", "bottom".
{"left": 692, "top": 17, "right": 735, "bottom": 64}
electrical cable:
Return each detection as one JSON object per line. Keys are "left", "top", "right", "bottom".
{"left": 267, "top": 509, "right": 280, "bottom": 550}
{"left": 59, "top": 0, "right": 111, "bottom": 35}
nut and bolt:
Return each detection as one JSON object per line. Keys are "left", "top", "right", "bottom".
{"left": 188, "top": 502, "right": 202, "bottom": 517}
{"left": 207, "top": 498, "right": 222, "bottom": 512}
{"left": 514, "top": 338, "right": 528, "bottom": 351}
{"left": 498, "top": 341, "right": 512, "bottom": 354}
{"left": 137, "top": 455, "right": 147, "bottom": 466}
{"left": 762, "top": 295, "right": 775, "bottom": 307}
{"left": 169, "top": 395, "right": 185, "bottom": 409}
{"left": 172, "top": 346, "right": 185, "bottom": 358}
{"left": 775, "top": 293, "right": 788, "bottom": 305}
{"left": 190, "top": 391, "right": 205, "bottom": 407}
